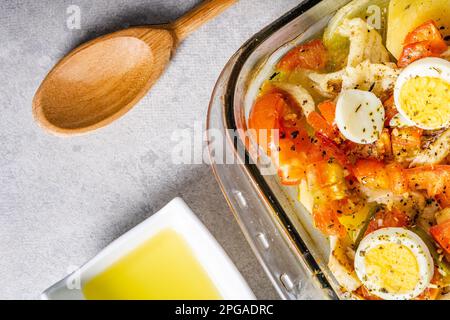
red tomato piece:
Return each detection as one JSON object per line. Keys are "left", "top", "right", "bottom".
{"left": 353, "top": 159, "right": 390, "bottom": 190}
{"left": 436, "top": 192, "right": 450, "bottom": 208}
{"left": 404, "top": 20, "right": 446, "bottom": 46}
{"left": 365, "top": 208, "right": 410, "bottom": 236}
{"left": 391, "top": 127, "right": 423, "bottom": 162}
{"left": 249, "top": 91, "right": 313, "bottom": 186}
{"left": 312, "top": 203, "right": 347, "bottom": 238}
{"left": 383, "top": 95, "right": 397, "bottom": 126}
{"left": 277, "top": 39, "right": 328, "bottom": 72}
{"left": 313, "top": 133, "right": 352, "bottom": 171}
{"left": 398, "top": 40, "right": 448, "bottom": 68}
{"left": 248, "top": 92, "right": 285, "bottom": 154}
{"left": 306, "top": 160, "right": 347, "bottom": 201}
{"left": 406, "top": 165, "right": 450, "bottom": 197}
{"left": 307, "top": 111, "right": 340, "bottom": 141}
{"left": 317, "top": 100, "right": 336, "bottom": 125}
{"left": 386, "top": 163, "right": 408, "bottom": 195}
{"left": 275, "top": 128, "right": 311, "bottom": 185}
{"left": 353, "top": 160, "right": 409, "bottom": 194}
{"left": 430, "top": 219, "right": 450, "bottom": 254}
{"left": 398, "top": 20, "right": 447, "bottom": 67}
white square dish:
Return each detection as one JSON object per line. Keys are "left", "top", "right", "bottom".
{"left": 42, "top": 198, "right": 255, "bottom": 300}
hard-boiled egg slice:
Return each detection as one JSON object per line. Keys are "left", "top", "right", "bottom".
{"left": 394, "top": 57, "right": 450, "bottom": 130}
{"left": 335, "top": 89, "right": 385, "bottom": 144}
{"left": 354, "top": 227, "right": 434, "bottom": 300}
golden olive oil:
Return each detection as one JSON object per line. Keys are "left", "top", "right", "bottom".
{"left": 82, "top": 229, "right": 221, "bottom": 300}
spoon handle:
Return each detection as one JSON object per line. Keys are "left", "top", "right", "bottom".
{"left": 171, "top": 0, "right": 237, "bottom": 42}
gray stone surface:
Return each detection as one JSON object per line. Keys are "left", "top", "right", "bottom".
{"left": 0, "top": 0, "right": 302, "bottom": 299}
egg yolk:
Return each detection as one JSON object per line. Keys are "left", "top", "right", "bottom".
{"left": 400, "top": 76, "right": 450, "bottom": 129}
{"left": 364, "top": 243, "right": 420, "bottom": 294}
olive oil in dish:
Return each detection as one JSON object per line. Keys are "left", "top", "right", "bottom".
{"left": 42, "top": 198, "right": 255, "bottom": 300}
{"left": 82, "top": 229, "right": 221, "bottom": 300}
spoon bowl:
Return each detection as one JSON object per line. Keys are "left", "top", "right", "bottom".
{"left": 33, "top": 0, "right": 236, "bottom": 135}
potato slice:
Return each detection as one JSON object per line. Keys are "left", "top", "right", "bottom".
{"left": 387, "top": 0, "right": 450, "bottom": 60}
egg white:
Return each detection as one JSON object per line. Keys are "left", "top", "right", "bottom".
{"left": 335, "top": 89, "right": 385, "bottom": 144}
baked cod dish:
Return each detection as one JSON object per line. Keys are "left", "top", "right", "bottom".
{"left": 248, "top": 0, "right": 450, "bottom": 300}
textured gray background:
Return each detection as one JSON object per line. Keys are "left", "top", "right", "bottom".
{"left": 0, "top": 0, "right": 303, "bottom": 299}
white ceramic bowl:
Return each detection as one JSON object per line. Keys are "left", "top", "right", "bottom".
{"left": 41, "top": 198, "right": 255, "bottom": 300}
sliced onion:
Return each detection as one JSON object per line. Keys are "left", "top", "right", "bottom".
{"left": 273, "top": 82, "right": 315, "bottom": 117}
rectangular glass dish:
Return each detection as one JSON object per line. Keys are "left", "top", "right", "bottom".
{"left": 207, "top": 0, "right": 357, "bottom": 300}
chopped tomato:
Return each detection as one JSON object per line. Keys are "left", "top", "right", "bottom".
{"left": 275, "top": 128, "right": 311, "bottom": 185}
{"left": 386, "top": 163, "right": 408, "bottom": 195}
{"left": 383, "top": 95, "right": 397, "bottom": 126}
{"left": 277, "top": 167, "right": 304, "bottom": 185}
{"left": 306, "top": 161, "right": 347, "bottom": 201}
{"left": 353, "top": 159, "right": 390, "bottom": 190}
{"left": 307, "top": 111, "right": 340, "bottom": 141}
{"left": 248, "top": 92, "right": 285, "bottom": 154}
{"left": 436, "top": 192, "right": 450, "bottom": 208}
{"left": 306, "top": 160, "right": 348, "bottom": 237}
{"left": 404, "top": 20, "right": 446, "bottom": 46}
{"left": 249, "top": 91, "right": 314, "bottom": 186}
{"left": 391, "top": 127, "right": 423, "bottom": 162}
{"left": 406, "top": 165, "right": 450, "bottom": 197}
{"left": 398, "top": 20, "right": 447, "bottom": 68}
{"left": 277, "top": 39, "right": 328, "bottom": 72}
{"left": 313, "top": 133, "right": 352, "bottom": 171}
{"left": 312, "top": 203, "right": 347, "bottom": 238}
{"left": 317, "top": 100, "right": 336, "bottom": 125}
{"left": 365, "top": 208, "right": 410, "bottom": 236}
{"left": 430, "top": 219, "right": 450, "bottom": 254}
{"left": 353, "top": 160, "right": 411, "bottom": 194}
{"left": 398, "top": 40, "right": 448, "bottom": 68}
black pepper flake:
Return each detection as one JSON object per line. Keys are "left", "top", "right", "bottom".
{"left": 269, "top": 72, "right": 280, "bottom": 80}
{"left": 290, "top": 130, "right": 299, "bottom": 139}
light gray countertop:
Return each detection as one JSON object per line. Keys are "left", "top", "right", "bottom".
{"left": 0, "top": 0, "right": 302, "bottom": 299}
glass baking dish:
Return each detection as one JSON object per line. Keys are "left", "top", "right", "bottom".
{"left": 207, "top": 0, "right": 358, "bottom": 300}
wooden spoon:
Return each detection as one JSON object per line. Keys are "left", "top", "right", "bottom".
{"left": 33, "top": 0, "right": 237, "bottom": 135}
